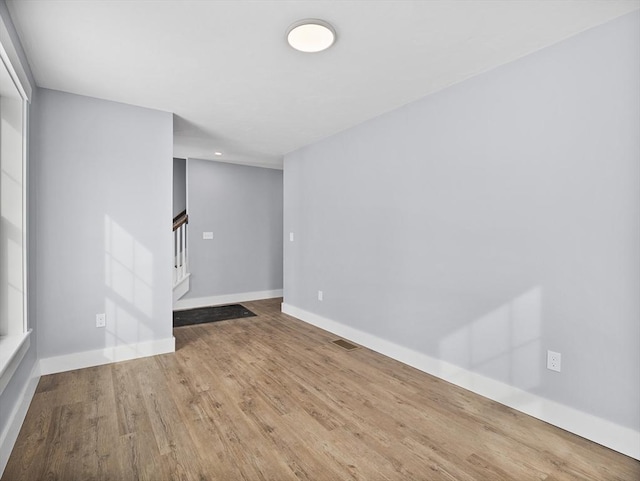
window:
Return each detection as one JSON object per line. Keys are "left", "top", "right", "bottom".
{"left": 0, "top": 32, "right": 30, "bottom": 394}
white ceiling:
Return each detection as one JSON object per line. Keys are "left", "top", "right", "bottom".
{"left": 7, "top": 0, "right": 639, "bottom": 169}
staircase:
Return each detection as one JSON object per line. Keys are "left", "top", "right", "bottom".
{"left": 173, "top": 210, "right": 190, "bottom": 303}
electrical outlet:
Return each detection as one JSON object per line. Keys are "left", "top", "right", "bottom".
{"left": 547, "top": 350, "right": 561, "bottom": 372}
{"left": 318, "top": 290, "right": 323, "bottom": 301}
{"left": 96, "top": 313, "right": 106, "bottom": 328}
{"left": 202, "top": 232, "right": 213, "bottom": 240}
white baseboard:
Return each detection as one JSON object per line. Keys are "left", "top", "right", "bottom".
{"left": 0, "top": 359, "right": 40, "bottom": 478}
{"left": 39, "top": 337, "right": 176, "bottom": 376}
{"left": 174, "top": 289, "right": 283, "bottom": 311}
{"left": 281, "top": 303, "right": 640, "bottom": 460}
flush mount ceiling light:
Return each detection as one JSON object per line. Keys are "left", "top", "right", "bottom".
{"left": 286, "top": 19, "right": 336, "bottom": 53}
{"left": 214, "top": 151, "right": 223, "bottom": 156}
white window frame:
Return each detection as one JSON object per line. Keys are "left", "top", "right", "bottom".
{"left": 0, "top": 11, "right": 31, "bottom": 396}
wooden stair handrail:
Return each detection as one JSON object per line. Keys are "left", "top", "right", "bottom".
{"left": 173, "top": 210, "right": 188, "bottom": 231}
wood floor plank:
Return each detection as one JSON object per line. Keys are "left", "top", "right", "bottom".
{"left": 4, "top": 402, "right": 54, "bottom": 480}
{"left": 3, "top": 298, "right": 639, "bottom": 480}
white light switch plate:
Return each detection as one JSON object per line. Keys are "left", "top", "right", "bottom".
{"left": 203, "top": 232, "right": 214, "bottom": 240}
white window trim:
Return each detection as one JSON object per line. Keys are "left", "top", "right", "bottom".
{"left": 0, "top": 14, "right": 31, "bottom": 102}
{"left": 0, "top": 330, "right": 30, "bottom": 396}
{"left": 0, "top": 10, "right": 31, "bottom": 394}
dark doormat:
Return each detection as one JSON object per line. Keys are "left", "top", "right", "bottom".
{"left": 173, "top": 304, "right": 256, "bottom": 328}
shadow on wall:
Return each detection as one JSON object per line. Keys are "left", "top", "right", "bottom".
{"left": 439, "top": 286, "right": 542, "bottom": 395}
{"left": 0, "top": 99, "right": 24, "bottom": 338}
{"left": 0, "top": 165, "right": 23, "bottom": 337}
{"left": 103, "top": 214, "right": 155, "bottom": 352}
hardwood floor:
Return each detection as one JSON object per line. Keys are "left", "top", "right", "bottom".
{"left": 4, "top": 298, "right": 639, "bottom": 480}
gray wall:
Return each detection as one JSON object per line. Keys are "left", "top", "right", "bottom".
{"left": 283, "top": 11, "right": 639, "bottom": 430}
{"left": 33, "top": 89, "right": 174, "bottom": 358}
{"left": 173, "top": 157, "right": 186, "bottom": 218}
{"left": 183, "top": 159, "right": 283, "bottom": 300}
